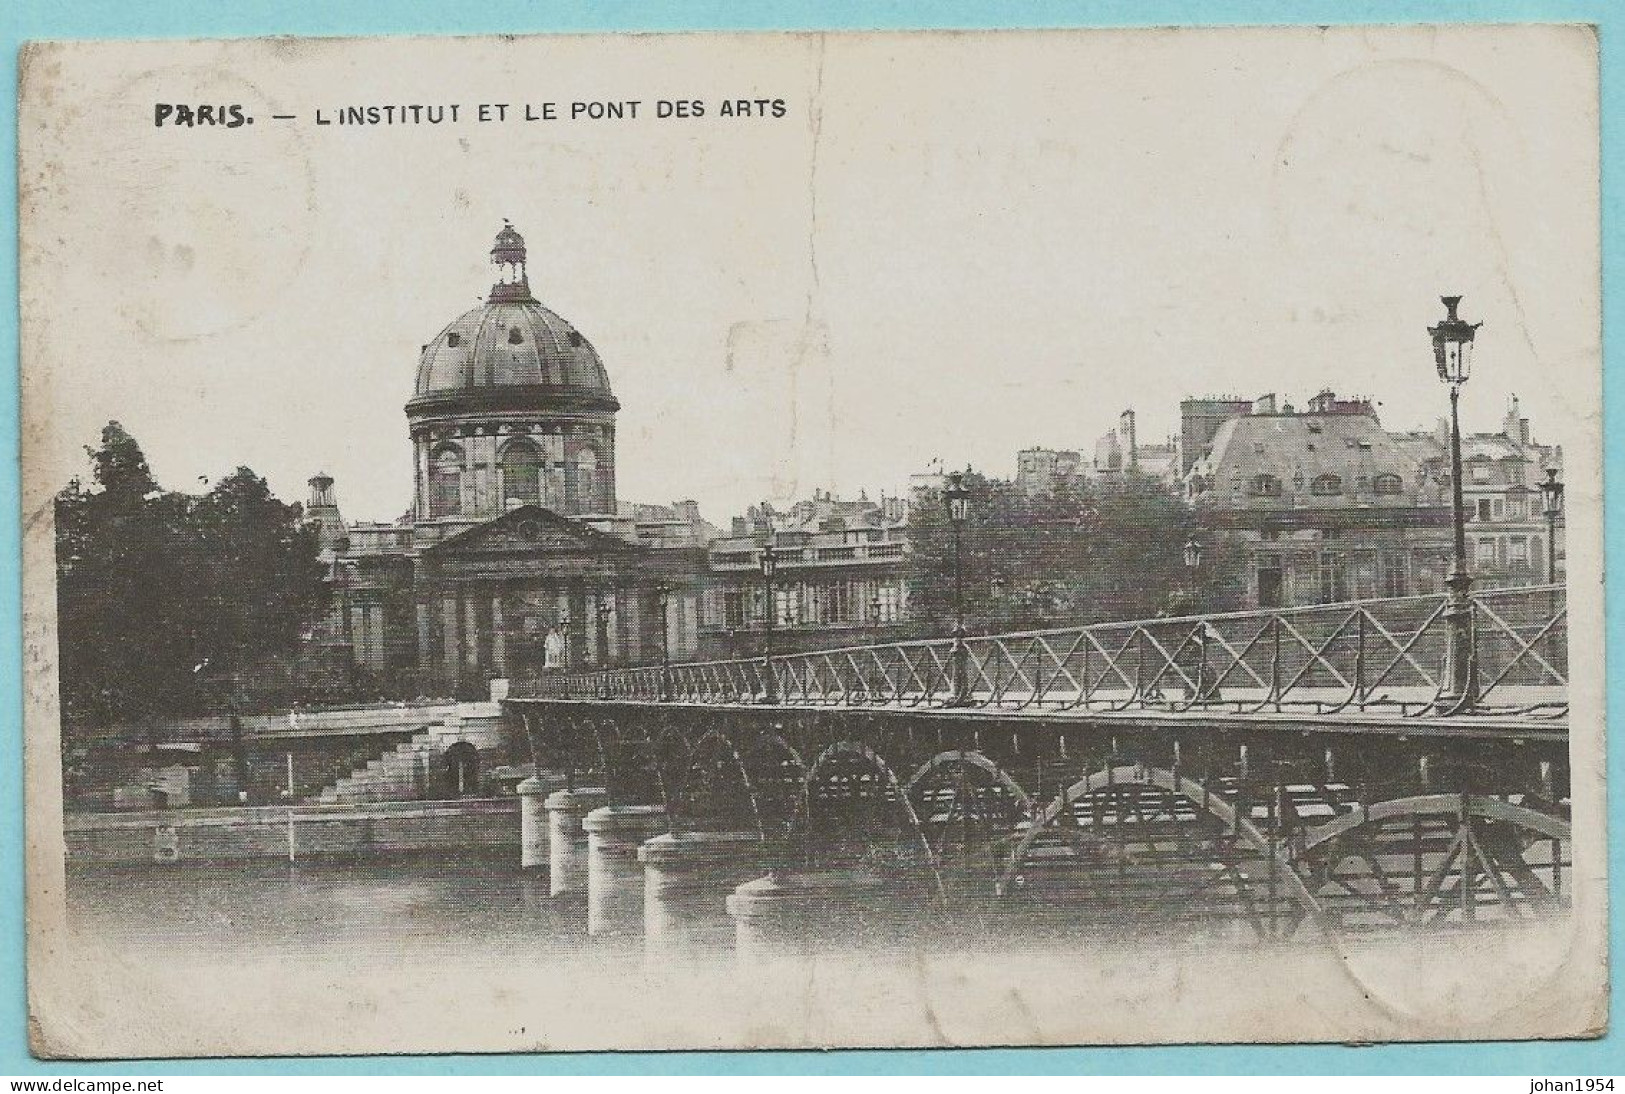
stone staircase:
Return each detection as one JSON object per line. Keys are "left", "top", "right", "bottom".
{"left": 305, "top": 702, "right": 508, "bottom": 805}
{"left": 312, "top": 730, "right": 441, "bottom": 804}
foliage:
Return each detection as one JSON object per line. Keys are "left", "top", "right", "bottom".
{"left": 908, "top": 470, "right": 1219, "bottom": 635}
{"left": 55, "top": 423, "right": 329, "bottom": 737}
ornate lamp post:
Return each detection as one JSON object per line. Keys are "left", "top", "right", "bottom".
{"left": 944, "top": 471, "right": 972, "bottom": 706}
{"left": 759, "top": 536, "right": 779, "bottom": 704}
{"left": 1539, "top": 466, "right": 1565, "bottom": 585}
{"left": 1183, "top": 536, "right": 1206, "bottom": 701}
{"left": 558, "top": 606, "right": 572, "bottom": 676}
{"left": 656, "top": 583, "right": 672, "bottom": 701}
{"left": 1182, "top": 536, "right": 1203, "bottom": 596}
{"left": 1431, "top": 295, "right": 1482, "bottom": 711}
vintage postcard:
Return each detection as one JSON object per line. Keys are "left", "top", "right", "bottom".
{"left": 19, "top": 26, "right": 1605, "bottom": 1057}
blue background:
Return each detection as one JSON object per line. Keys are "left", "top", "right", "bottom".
{"left": 1, "top": 0, "right": 1617, "bottom": 1076}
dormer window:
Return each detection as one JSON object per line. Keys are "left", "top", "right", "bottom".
{"left": 1311, "top": 474, "right": 1343, "bottom": 496}
{"left": 1251, "top": 474, "right": 1283, "bottom": 497}
{"left": 446, "top": 332, "right": 462, "bottom": 348}
{"left": 508, "top": 327, "right": 524, "bottom": 345}
{"left": 1373, "top": 473, "right": 1404, "bottom": 495}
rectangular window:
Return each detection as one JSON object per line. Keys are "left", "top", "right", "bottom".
{"left": 1509, "top": 537, "right": 1529, "bottom": 569}
{"left": 1381, "top": 552, "right": 1409, "bottom": 598}
{"left": 876, "top": 584, "right": 902, "bottom": 622}
{"left": 1493, "top": 498, "right": 1504, "bottom": 519}
{"left": 1475, "top": 538, "right": 1497, "bottom": 566}
{"left": 825, "top": 582, "right": 851, "bottom": 624}
{"left": 723, "top": 591, "right": 745, "bottom": 629}
{"left": 1350, "top": 550, "right": 1380, "bottom": 600}
{"left": 1256, "top": 555, "right": 1284, "bottom": 608}
{"left": 1476, "top": 499, "right": 1493, "bottom": 522}
{"left": 1317, "top": 552, "right": 1348, "bottom": 604}
{"left": 774, "top": 588, "right": 800, "bottom": 626}
{"left": 1505, "top": 496, "right": 1524, "bottom": 520}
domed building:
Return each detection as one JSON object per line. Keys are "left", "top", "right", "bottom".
{"left": 309, "top": 224, "right": 708, "bottom": 698}
{"left": 408, "top": 222, "right": 619, "bottom": 530}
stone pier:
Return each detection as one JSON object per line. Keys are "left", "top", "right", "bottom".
{"left": 543, "top": 787, "right": 608, "bottom": 897}
{"left": 516, "top": 773, "right": 569, "bottom": 870}
{"left": 726, "top": 868, "right": 890, "bottom": 967}
{"left": 583, "top": 804, "right": 667, "bottom": 936}
{"left": 638, "top": 830, "right": 768, "bottom": 959}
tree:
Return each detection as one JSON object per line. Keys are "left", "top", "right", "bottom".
{"left": 908, "top": 470, "right": 1203, "bottom": 636}
{"left": 54, "top": 424, "right": 329, "bottom": 754}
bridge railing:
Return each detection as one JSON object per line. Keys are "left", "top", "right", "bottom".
{"left": 531, "top": 584, "right": 1566, "bottom": 717}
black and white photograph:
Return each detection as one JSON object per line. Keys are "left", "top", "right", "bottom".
{"left": 18, "top": 26, "right": 1605, "bottom": 1056}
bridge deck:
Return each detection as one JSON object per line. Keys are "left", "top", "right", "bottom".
{"left": 505, "top": 695, "right": 1567, "bottom": 742}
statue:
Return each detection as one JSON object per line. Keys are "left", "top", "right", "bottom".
{"left": 543, "top": 627, "right": 565, "bottom": 670}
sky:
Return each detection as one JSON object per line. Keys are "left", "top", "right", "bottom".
{"left": 20, "top": 25, "right": 1601, "bottom": 526}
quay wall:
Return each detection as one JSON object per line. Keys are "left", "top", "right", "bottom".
{"left": 65, "top": 798, "right": 519, "bottom": 865}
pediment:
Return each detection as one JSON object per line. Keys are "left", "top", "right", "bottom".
{"left": 425, "top": 506, "right": 639, "bottom": 559}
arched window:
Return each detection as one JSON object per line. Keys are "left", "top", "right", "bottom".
{"left": 1311, "top": 473, "right": 1343, "bottom": 496}
{"left": 429, "top": 444, "right": 464, "bottom": 517}
{"left": 1373, "top": 473, "right": 1404, "bottom": 496}
{"left": 1251, "top": 474, "right": 1282, "bottom": 497}
{"left": 499, "top": 440, "right": 543, "bottom": 509}
{"left": 571, "top": 447, "right": 598, "bottom": 512}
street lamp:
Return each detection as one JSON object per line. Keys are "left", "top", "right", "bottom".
{"left": 1539, "top": 467, "right": 1565, "bottom": 585}
{"left": 656, "top": 584, "right": 672, "bottom": 701}
{"left": 1181, "top": 535, "right": 1203, "bottom": 611}
{"left": 1431, "top": 294, "right": 1482, "bottom": 711}
{"left": 944, "top": 470, "right": 972, "bottom": 706}
{"left": 759, "top": 536, "right": 779, "bottom": 704}
{"left": 1183, "top": 536, "right": 1206, "bottom": 700}
{"left": 596, "top": 596, "right": 614, "bottom": 669}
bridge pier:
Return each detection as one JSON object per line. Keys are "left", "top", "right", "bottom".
{"left": 639, "top": 831, "right": 768, "bottom": 959}
{"left": 725, "top": 869, "right": 890, "bottom": 967}
{"left": 516, "top": 773, "right": 569, "bottom": 870}
{"left": 544, "top": 787, "right": 608, "bottom": 896}
{"left": 584, "top": 804, "right": 667, "bottom": 936}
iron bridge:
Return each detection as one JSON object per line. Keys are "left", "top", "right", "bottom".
{"left": 506, "top": 585, "right": 1571, "bottom": 937}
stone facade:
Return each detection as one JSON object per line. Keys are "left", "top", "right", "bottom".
{"left": 310, "top": 225, "right": 709, "bottom": 697}
{"left": 697, "top": 492, "right": 912, "bottom": 659}
{"left": 1183, "top": 389, "right": 1561, "bottom": 610}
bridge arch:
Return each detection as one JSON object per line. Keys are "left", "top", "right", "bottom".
{"left": 999, "top": 763, "right": 1326, "bottom": 928}
{"left": 802, "top": 740, "right": 936, "bottom": 871}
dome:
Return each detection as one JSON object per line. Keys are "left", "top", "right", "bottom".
{"left": 407, "top": 224, "right": 619, "bottom": 418}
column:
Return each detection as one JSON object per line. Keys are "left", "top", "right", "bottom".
{"left": 639, "top": 831, "right": 767, "bottom": 960}
{"left": 349, "top": 602, "right": 366, "bottom": 667}
{"left": 583, "top": 804, "right": 667, "bottom": 936}
{"left": 544, "top": 787, "right": 608, "bottom": 896}
{"left": 726, "top": 869, "right": 890, "bottom": 968}
{"left": 516, "top": 770, "right": 569, "bottom": 869}
{"left": 463, "top": 594, "right": 479, "bottom": 671}
{"left": 416, "top": 600, "right": 432, "bottom": 674}
{"left": 623, "top": 590, "right": 643, "bottom": 665}
{"left": 491, "top": 590, "right": 506, "bottom": 675}
{"left": 605, "top": 591, "right": 621, "bottom": 664}
{"left": 441, "top": 594, "right": 458, "bottom": 679}
{"left": 583, "top": 591, "right": 599, "bottom": 665}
